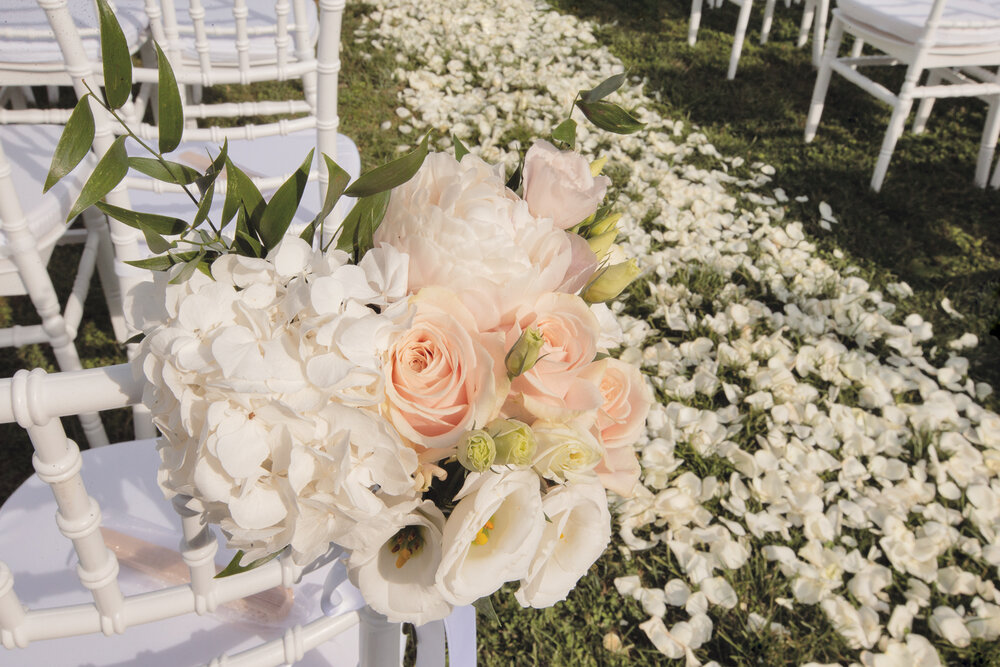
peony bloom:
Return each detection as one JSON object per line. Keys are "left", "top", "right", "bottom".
{"left": 372, "top": 151, "right": 582, "bottom": 329}
{"left": 507, "top": 291, "right": 604, "bottom": 421}
{"left": 522, "top": 139, "right": 610, "bottom": 230}
{"left": 347, "top": 501, "right": 453, "bottom": 626}
{"left": 515, "top": 479, "right": 611, "bottom": 608}
{"left": 593, "top": 358, "right": 651, "bottom": 497}
{"left": 383, "top": 287, "right": 508, "bottom": 456}
{"left": 435, "top": 468, "right": 545, "bottom": 606}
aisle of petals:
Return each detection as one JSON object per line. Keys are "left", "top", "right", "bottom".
{"left": 357, "top": 2, "right": 1000, "bottom": 664}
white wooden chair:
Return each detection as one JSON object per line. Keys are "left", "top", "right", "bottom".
{"left": 0, "top": 364, "right": 477, "bottom": 665}
{"left": 121, "top": 0, "right": 360, "bottom": 242}
{"left": 803, "top": 0, "right": 1000, "bottom": 191}
{"left": 0, "top": 120, "right": 115, "bottom": 450}
{"left": 688, "top": 0, "right": 830, "bottom": 79}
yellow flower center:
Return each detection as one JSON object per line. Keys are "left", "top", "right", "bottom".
{"left": 472, "top": 517, "right": 496, "bottom": 546}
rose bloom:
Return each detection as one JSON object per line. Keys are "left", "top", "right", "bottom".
{"left": 372, "top": 151, "right": 594, "bottom": 330}
{"left": 522, "top": 139, "right": 611, "bottom": 230}
{"left": 506, "top": 292, "right": 604, "bottom": 421}
{"left": 593, "top": 358, "right": 652, "bottom": 497}
{"left": 384, "top": 287, "right": 508, "bottom": 456}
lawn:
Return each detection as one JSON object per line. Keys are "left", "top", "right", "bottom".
{"left": 1, "top": 1, "right": 999, "bottom": 665}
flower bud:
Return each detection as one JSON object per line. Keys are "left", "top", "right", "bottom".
{"left": 583, "top": 259, "right": 641, "bottom": 303}
{"left": 587, "top": 229, "right": 617, "bottom": 260}
{"left": 505, "top": 327, "right": 545, "bottom": 377}
{"left": 486, "top": 419, "right": 536, "bottom": 467}
{"left": 588, "top": 212, "right": 621, "bottom": 237}
{"left": 457, "top": 429, "right": 496, "bottom": 472}
{"left": 590, "top": 156, "right": 608, "bottom": 177}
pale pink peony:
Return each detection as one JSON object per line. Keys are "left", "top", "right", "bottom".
{"left": 372, "top": 151, "right": 584, "bottom": 330}
{"left": 593, "top": 358, "right": 651, "bottom": 497}
{"left": 522, "top": 139, "right": 611, "bottom": 230}
{"left": 384, "top": 287, "right": 508, "bottom": 456}
{"left": 506, "top": 292, "right": 604, "bottom": 421}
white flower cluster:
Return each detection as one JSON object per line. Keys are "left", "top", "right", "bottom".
{"left": 359, "top": 0, "right": 1000, "bottom": 662}
{"left": 136, "top": 239, "right": 419, "bottom": 565}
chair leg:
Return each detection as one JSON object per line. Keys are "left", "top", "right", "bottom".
{"left": 728, "top": 0, "right": 754, "bottom": 80}
{"left": 799, "top": 0, "right": 815, "bottom": 48}
{"left": 689, "top": 0, "right": 704, "bottom": 46}
{"left": 872, "top": 68, "right": 922, "bottom": 192}
{"left": 912, "top": 69, "right": 943, "bottom": 135}
{"left": 990, "top": 152, "right": 1000, "bottom": 188}
{"left": 85, "top": 208, "right": 129, "bottom": 343}
{"left": 812, "top": 0, "right": 829, "bottom": 66}
{"left": 761, "top": 0, "right": 777, "bottom": 44}
{"left": 975, "top": 97, "right": 1000, "bottom": 188}
{"left": 804, "top": 16, "right": 844, "bottom": 141}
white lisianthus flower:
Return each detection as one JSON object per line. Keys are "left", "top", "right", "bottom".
{"left": 347, "top": 501, "right": 453, "bottom": 626}
{"left": 515, "top": 479, "right": 611, "bottom": 608}
{"left": 436, "top": 468, "right": 545, "bottom": 606}
{"left": 530, "top": 420, "right": 605, "bottom": 483}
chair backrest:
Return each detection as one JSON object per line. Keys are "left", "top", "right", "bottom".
{"left": 0, "top": 364, "right": 373, "bottom": 665}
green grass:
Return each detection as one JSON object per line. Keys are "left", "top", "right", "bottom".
{"left": 1, "top": 2, "right": 999, "bottom": 665}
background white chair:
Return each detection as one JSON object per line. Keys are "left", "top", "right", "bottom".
{"left": 688, "top": 0, "right": 830, "bottom": 78}
{"left": 0, "top": 364, "right": 476, "bottom": 665}
{"left": 0, "top": 117, "right": 113, "bottom": 449}
{"left": 804, "top": 0, "right": 1000, "bottom": 191}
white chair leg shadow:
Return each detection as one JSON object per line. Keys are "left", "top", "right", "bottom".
{"left": 0, "top": 365, "right": 477, "bottom": 666}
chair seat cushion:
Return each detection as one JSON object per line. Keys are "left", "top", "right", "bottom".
{"left": 0, "top": 0, "right": 148, "bottom": 64}
{"left": 838, "top": 0, "right": 1000, "bottom": 47}
{"left": 171, "top": 0, "right": 319, "bottom": 65}
{"left": 0, "top": 438, "right": 368, "bottom": 666}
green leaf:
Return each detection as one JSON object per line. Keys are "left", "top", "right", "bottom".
{"left": 222, "top": 158, "right": 265, "bottom": 232}
{"left": 128, "top": 157, "right": 200, "bottom": 185}
{"left": 123, "top": 332, "right": 145, "bottom": 345}
{"left": 68, "top": 135, "right": 129, "bottom": 221}
{"left": 472, "top": 597, "right": 501, "bottom": 625}
{"left": 505, "top": 161, "right": 522, "bottom": 193}
{"left": 582, "top": 72, "right": 628, "bottom": 103}
{"left": 169, "top": 249, "right": 207, "bottom": 284}
{"left": 195, "top": 141, "right": 229, "bottom": 195}
{"left": 335, "top": 190, "right": 390, "bottom": 259}
{"left": 153, "top": 41, "right": 183, "bottom": 154}
{"left": 192, "top": 182, "right": 215, "bottom": 229}
{"left": 304, "top": 155, "right": 351, "bottom": 246}
{"left": 141, "top": 226, "right": 172, "bottom": 254}
{"left": 44, "top": 97, "right": 95, "bottom": 193}
{"left": 95, "top": 201, "right": 187, "bottom": 235}
{"left": 551, "top": 118, "right": 577, "bottom": 148}
{"left": 343, "top": 133, "right": 429, "bottom": 198}
{"left": 95, "top": 0, "right": 132, "bottom": 109}
{"left": 215, "top": 550, "right": 282, "bottom": 579}
{"left": 233, "top": 207, "right": 263, "bottom": 257}
{"left": 258, "top": 149, "right": 313, "bottom": 250}
{"left": 452, "top": 134, "right": 470, "bottom": 161}
{"left": 574, "top": 100, "right": 645, "bottom": 135}
{"left": 124, "top": 250, "right": 200, "bottom": 272}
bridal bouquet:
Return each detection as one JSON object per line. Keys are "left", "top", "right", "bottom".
{"left": 47, "top": 0, "right": 651, "bottom": 625}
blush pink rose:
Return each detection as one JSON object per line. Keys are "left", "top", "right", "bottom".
{"left": 593, "top": 358, "right": 651, "bottom": 497}
{"left": 505, "top": 292, "right": 604, "bottom": 422}
{"left": 522, "top": 139, "right": 611, "bottom": 230}
{"left": 385, "top": 287, "right": 508, "bottom": 456}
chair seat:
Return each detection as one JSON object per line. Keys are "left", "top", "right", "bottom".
{"left": 838, "top": 0, "right": 1000, "bottom": 47}
{"left": 171, "top": 0, "right": 319, "bottom": 65}
{"left": 0, "top": 124, "right": 95, "bottom": 296}
{"left": 0, "top": 0, "right": 148, "bottom": 65}
{"left": 124, "top": 130, "right": 360, "bottom": 241}
{"left": 0, "top": 438, "right": 369, "bottom": 666}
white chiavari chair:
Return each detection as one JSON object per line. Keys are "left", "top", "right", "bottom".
{"left": 804, "top": 0, "right": 1000, "bottom": 191}
{"left": 0, "top": 364, "right": 478, "bottom": 665}
{"left": 0, "top": 115, "right": 112, "bottom": 450}
{"left": 688, "top": 0, "right": 830, "bottom": 78}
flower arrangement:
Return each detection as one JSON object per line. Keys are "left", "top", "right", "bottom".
{"left": 46, "top": 0, "right": 652, "bottom": 625}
